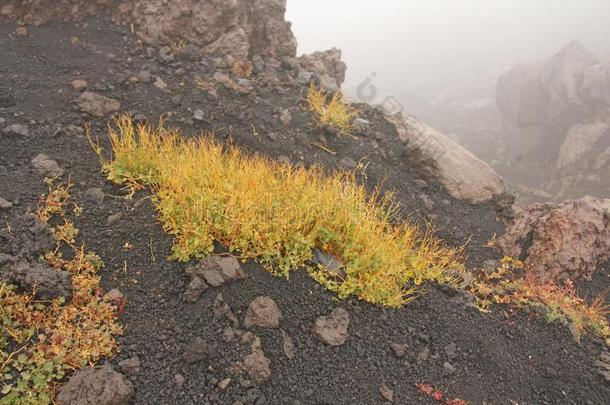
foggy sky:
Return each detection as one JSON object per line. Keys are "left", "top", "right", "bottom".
{"left": 286, "top": 0, "right": 610, "bottom": 100}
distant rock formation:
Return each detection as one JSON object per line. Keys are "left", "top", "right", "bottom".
{"left": 495, "top": 40, "right": 610, "bottom": 200}
{"left": 386, "top": 113, "right": 508, "bottom": 204}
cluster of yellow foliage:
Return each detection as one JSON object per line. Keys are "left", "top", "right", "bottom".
{"left": 95, "top": 116, "right": 462, "bottom": 307}
{"left": 307, "top": 84, "right": 359, "bottom": 135}
{"left": 471, "top": 257, "right": 609, "bottom": 340}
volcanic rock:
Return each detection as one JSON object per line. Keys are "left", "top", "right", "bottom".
{"left": 187, "top": 255, "right": 246, "bottom": 287}
{"left": 244, "top": 296, "right": 281, "bottom": 329}
{"left": 498, "top": 196, "right": 610, "bottom": 283}
{"left": 2, "top": 0, "right": 297, "bottom": 62}
{"left": 0, "top": 257, "right": 72, "bottom": 301}
{"left": 31, "top": 154, "right": 64, "bottom": 178}
{"left": 298, "top": 48, "right": 347, "bottom": 90}
{"left": 386, "top": 113, "right": 507, "bottom": 203}
{"left": 3, "top": 123, "right": 29, "bottom": 137}
{"left": 57, "top": 364, "right": 133, "bottom": 405}
{"left": 77, "top": 91, "right": 120, "bottom": 117}
{"left": 312, "top": 307, "right": 350, "bottom": 346}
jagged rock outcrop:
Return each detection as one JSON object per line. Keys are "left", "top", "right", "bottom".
{"left": 298, "top": 48, "right": 347, "bottom": 90}
{"left": 386, "top": 113, "right": 507, "bottom": 204}
{"left": 1, "top": 0, "right": 297, "bottom": 60}
{"left": 498, "top": 196, "right": 610, "bottom": 284}
{"left": 495, "top": 41, "right": 610, "bottom": 200}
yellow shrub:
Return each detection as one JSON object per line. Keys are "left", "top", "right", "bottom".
{"left": 96, "top": 116, "right": 462, "bottom": 307}
{"left": 307, "top": 84, "right": 358, "bottom": 135}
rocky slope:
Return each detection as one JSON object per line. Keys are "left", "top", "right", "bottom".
{"left": 0, "top": 5, "right": 608, "bottom": 405}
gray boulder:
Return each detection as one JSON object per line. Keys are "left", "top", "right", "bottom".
{"left": 386, "top": 113, "right": 507, "bottom": 203}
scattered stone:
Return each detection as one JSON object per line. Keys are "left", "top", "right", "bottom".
{"left": 183, "top": 337, "right": 208, "bottom": 364}
{"left": 183, "top": 275, "right": 208, "bottom": 303}
{"left": 414, "top": 179, "right": 428, "bottom": 189}
{"left": 281, "top": 329, "right": 296, "bottom": 359}
{"left": 71, "top": 79, "right": 88, "bottom": 92}
{"left": 380, "top": 384, "right": 394, "bottom": 402}
{"left": 56, "top": 364, "right": 133, "bottom": 405}
{"left": 137, "top": 70, "right": 152, "bottom": 83}
{"left": 339, "top": 156, "right": 357, "bottom": 170}
{"left": 443, "top": 361, "right": 457, "bottom": 375}
{"left": 213, "top": 293, "right": 239, "bottom": 326}
{"left": 243, "top": 345, "right": 271, "bottom": 384}
{"left": 0, "top": 197, "right": 13, "bottom": 210}
{"left": 217, "top": 377, "right": 232, "bottom": 391}
{"left": 444, "top": 343, "right": 458, "bottom": 360}
{"left": 245, "top": 296, "right": 281, "bottom": 329}
{"left": 118, "top": 357, "right": 141, "bottom": 375}
{"left": 420, "top": 193, "right": 434, "bottom": 211}
{"left": 353, "top": 118, "right": 370, "bottom": 133}
{"left": 31, "top": 154, "right": 64, "bottom": 178}
{"left": 64, "top": 124, "right": 83, "bottom": 137}
{"left": 0, "top": 214, "right": 55, "bottom": 257}
{"left": 187, "top": 256, "right": 246, "bottom": 287}
{"left": 154, "top": 76, "right": 168, "bottom": 90}
{"left": 312, "top": 307, "right": 350, "bottom": 346}
{"left": 176, "top": 44, "right": 201, "bottom": 61}
{"left": 312, "top": 249, "right": 346, "bottom": 279}
{"left": 174, "top": 373, "right": 185, "bottom": 388}
{"left": 106, "top": 212, "right": 123, "bottom": 226}
{"left": 15, "top": 26, "right": 28, "bottom": 37}
{"left": 84, "top": 187, "right": 105, "bottom": 203}
{"left": 417, "top": 347, "right": 430, "bottom": 364}
{"left": 3, "top": 123, "right": 30, "bottom": 137}
{"left": 390, "top": 342, "right": 408, "bottom": 358}
{"left": 279, "top": 109, "right": 292, "bottom": 125}
{"left": 0, "top": 259, "right": 72, "bottom": 301}
{"left": 158, "top": 46, "right": 175, "bottom": 64}
{"left": 104, "top": 288, "right": 124, "bottom": 302}
{"left": 77, "top": 91, "right": 120, "bottom": 117}
{"left": 193, "top": 109, "right": 205, "bottom": 121}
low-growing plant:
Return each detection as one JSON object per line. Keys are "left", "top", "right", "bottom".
{"left": 307, "top": 84, "right": 358, "bottom": 135}
{"left": 470, "top": 257, "right": 609, "bottom": 340}
{"left": 1, "top": 181, "right": 122, "bottom": 404}
{"left": 92, "top": 116, "right": 462, "bottom": 307}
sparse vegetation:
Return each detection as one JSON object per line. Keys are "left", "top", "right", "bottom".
{"left": 0, "top": 181, "right": 122, "bottom": 404}
{"left": 93, "top": 116, "right": 462, "bottom": 307}
{"left": 470, "top": 257, "right": 609, "bottom": 340}
{"left": 307, "top": 84, "right": 358, "bottom": 135}
{"left": 417, "top": 382, "right": 468, "bottom": 404}
{"left": 232, "top": 61, "right": 253, "bottom": 78}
